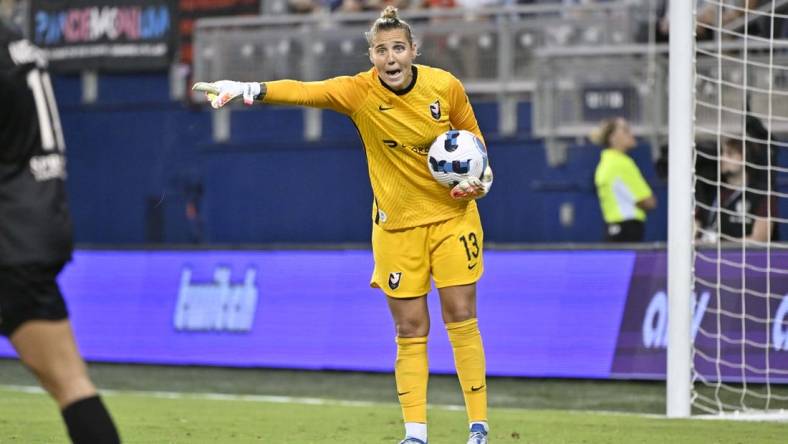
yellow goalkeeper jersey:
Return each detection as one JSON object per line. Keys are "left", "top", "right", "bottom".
{"left": 262, "top": 64, "right": 484, "bottom": 231}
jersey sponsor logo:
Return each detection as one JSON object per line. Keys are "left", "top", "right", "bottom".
{"left": 388, "top": 272, "right": 402, "bottom": 290}
{"left": 379, "top": 104, "right": 394, "bottom": 111}
{"left": 381, "top": 139, "right": 430, "bottom": 155}
{"left": 729, "top": 200, "right": 753, "bottom": 225}
{"left": 173, "top": 267, "right": 259, "bottom": 332}
{"left": 29, "top": 153, "right": 66, "bottom": 181}
{"left": 429, "top": 99, "right": 441, "bottom": 120}
{"left": 408, "top": 145, "right": 430, "bottom": 155}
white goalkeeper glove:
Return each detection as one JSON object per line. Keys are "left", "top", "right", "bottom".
{"left": 192, "top": 80, "right": 261, "bottom": 109}
{"left": 450, "top": 165, "right": 493, "bottom": 201}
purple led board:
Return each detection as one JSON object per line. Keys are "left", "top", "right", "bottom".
{"left": 0, "top": 249, "right": 634, "bottom": 378}
{"left": 3, "top": 248, "right": 784, "bottom": 380}
{"left": 612, "top": 250, "right": 788, "bottom": 383}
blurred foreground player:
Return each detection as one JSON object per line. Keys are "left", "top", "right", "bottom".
{"left": 0, "top": 14, "right": 120, "bottom": 444}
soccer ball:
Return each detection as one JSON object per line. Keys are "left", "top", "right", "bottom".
{"left": 427, "top": 130, "right": 488, "bottom": 188}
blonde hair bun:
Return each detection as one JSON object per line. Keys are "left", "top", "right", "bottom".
{"left": 381, "top": 6, "right": 399, "bottom": 20}
{"left": 366, "top": 5, "right": 413, "bottom": 46}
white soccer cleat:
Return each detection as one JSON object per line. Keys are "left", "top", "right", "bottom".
{"left": 466, "top": 423, "right": 488, "bottom": 444}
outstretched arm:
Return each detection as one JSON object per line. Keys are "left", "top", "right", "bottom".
{"left": 192, "top": 81, "right": 265, "bottom": 108}
{"left": 193, "top": 76, "right": 365, "bottom": 115}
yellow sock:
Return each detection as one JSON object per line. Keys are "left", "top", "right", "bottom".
{"left": 446, "top": 318, "right": 487, "bottom": 422}
{"left": 394, "top": 336, "right": 429, "bottom": 424}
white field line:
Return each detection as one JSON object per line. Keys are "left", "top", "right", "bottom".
{"left": 4, "top": 384, "right": 784, "bottom": 422}
{"left": 0, "top": 384, "right": 463, "bottom": 411}
{"left": 693, "top": 411, "right": 788, "bottom": 422}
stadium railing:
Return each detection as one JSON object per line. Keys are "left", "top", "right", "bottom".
{"left": 192, "top": 2, "right": 641, "bottom": 150}
{"left": 192, "top": 2, "right": 788, "bottom": 165}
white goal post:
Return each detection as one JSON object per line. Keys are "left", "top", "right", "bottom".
{"left": 671, "top": 0, "right": 788, "bottom": 419}
{"left": 667, "top": 0, "right": 695, "bottom": 418}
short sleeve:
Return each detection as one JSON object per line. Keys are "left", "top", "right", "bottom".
{"left": 622, "top": 159, "right": 653, "bottom": 201}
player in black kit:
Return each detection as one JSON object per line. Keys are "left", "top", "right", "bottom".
{"left": 0, "top": 17, "right": 120, "bottom": 444}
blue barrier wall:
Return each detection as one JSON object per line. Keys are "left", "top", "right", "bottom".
{"left": 57, "top": 74, "right": 668, "bottom": 244}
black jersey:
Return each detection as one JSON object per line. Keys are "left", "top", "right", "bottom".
{"left": 704, "top": 185, "right": 773, "bottom": 240}
{"left": 0, "top": 22, "right": 72, "bottom": 265}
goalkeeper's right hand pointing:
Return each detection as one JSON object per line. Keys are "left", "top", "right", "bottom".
{"left": 192, "top": 80, "right": 261, "bottom": 109}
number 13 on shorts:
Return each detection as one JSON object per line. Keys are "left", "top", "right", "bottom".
{"left": 370, "top": 205, "right": 484, "bottom": 297}
{"left": 430, "top": 205, "right": 484, "bottom": 289}
{"left": 458, "top": 233, "right": 481, "bottom": 269}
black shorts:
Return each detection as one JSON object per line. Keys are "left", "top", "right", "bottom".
{"left": 0, "top": 263, "right": 69, "bottom": 337}
{"left": 605, "top": 220, "right": 645, "bottom": 243}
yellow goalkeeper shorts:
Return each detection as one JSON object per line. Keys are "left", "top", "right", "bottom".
{"left": 370, "top": 204, "right": 484, "bottom": 298}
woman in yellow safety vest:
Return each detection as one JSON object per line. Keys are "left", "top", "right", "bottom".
{"left": 592, "top": 117, "right": 657, "bottom": 242}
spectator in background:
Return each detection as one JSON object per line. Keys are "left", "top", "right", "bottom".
{"left": 340, "top": 0, "right": 412, "bottom": 12}
{"left": 652, "top": 0, "right": 760, "bottom": 41}
{"left": 697, "top": 0, "right": 760, "bottom": 39}
{"left": 695, "top": 137, "right": 775, "bottom": 244}
{"left": 455, "top": 0, "right": 505, "bottom": 8}
{"left": 288, "top": 0, "right": 320, "bottom": 13}
{"left": 421, "top": 0, "right": 456, "bottom": 9}
{"left": 0, "top": 13, "right": 120, "bottom": 444}
{"left": 288, "top": 0, "right": 344, "bottom": 13}
{"left": 339, "top": 0, "right": 367, "bottom": 12}
{"left": 592, "top": 117, "right": 657, "bottom": 242}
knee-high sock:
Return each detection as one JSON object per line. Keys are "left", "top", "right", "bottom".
{"left": 446, "top": 318, "right": 487, "bottom": 422}
{"left": 395, "top": 336, "right": 429, "bottom": 423}
{"left": 61, "top": 395, "right": 120, "bottom": 444}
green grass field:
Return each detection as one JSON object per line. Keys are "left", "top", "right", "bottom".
{"left": 0, "top": 360, "right": 786, "bottom": 443}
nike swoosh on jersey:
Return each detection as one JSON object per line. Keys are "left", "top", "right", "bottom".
{"left": 379, "top": 104, "right": 394, "bottom": 111}
{"left": 471, "top": 385, "right": 485, "bottom": 392}
{"left": 398, "top": 391, "right": 411, "bottom": 396}
{"left": 468, "top": 263, "right": 477, "bottom": 270}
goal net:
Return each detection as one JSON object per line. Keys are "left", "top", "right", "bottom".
{"left": 691, "top": 0, "right": 788, "bottom": 417}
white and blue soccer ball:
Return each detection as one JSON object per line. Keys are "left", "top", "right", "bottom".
{"left": 427, "top": 130, "right": 488, "bottom": 188}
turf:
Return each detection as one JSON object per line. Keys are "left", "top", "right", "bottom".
{"left": 1, "top": 360, "right": 786, "bottom": 443}
{"left": 0, "top": 359, "right": 668, "bottom": 413}
{"left": 1, "top": 387, "right": 786, "bottom": 444}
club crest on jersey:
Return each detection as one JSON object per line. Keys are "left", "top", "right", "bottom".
{"left": 388, "top": 272, "right": 402, "bottom": 290}
{"left": 429, "top": 100, "right": 441, "bottom": 120}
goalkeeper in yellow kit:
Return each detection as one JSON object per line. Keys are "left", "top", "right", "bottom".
{"left": 194, "top": 7, "right": 492, "bottom": 444}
